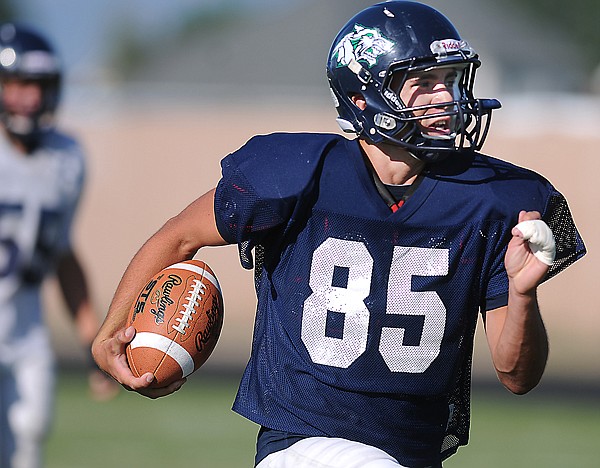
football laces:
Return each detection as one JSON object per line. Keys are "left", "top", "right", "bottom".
{"left": 172, "top": 280, "right": 206, "bottom": 334}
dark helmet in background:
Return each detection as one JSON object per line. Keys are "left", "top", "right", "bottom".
{"left": 0, "top": 23, "right": 62, "bottom": 149}
{"left": 327, "top": 1, "right": 501, "bottom": 162}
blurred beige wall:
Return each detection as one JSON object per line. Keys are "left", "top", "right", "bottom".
{"left": 45, "top": 98, "right": 598, "bottom": 387}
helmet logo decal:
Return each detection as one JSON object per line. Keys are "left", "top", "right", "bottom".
{"left": 0, "top": 47, "right": 16, "bottom": 67}
{"left": 430, "top": 39, "right": 473, "bottom": 58}
{"left": 332, "top": 24, "right": 394, "bottom": 69}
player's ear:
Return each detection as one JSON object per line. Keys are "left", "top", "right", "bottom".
{"left": 351, "top": 94, "right": 367, "bottom": 111}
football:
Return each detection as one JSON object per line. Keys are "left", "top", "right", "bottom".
{"left": 125, "top": 259, "right": 224, "bottom": 388}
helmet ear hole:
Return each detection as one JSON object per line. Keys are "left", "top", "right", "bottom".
{"left": 350, "top": 94, "right": 367, "bottom": 111}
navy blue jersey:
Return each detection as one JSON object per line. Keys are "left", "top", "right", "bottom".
{"left": 214, "top": 133, "right": 585, "bottom": 467}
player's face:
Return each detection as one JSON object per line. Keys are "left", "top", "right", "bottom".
{"left": 394, "top": 66, "right": 463, "bottom": 138}
{"left": 1, "top": 78, "right": 43, "bottom": 117}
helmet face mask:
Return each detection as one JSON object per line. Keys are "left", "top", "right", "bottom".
{"left": 381, "top": 64, "right": 467, "bottom": 140}
{"left": 327, "top": 1, "right": 500, "bottom": 162}
{"left": 0, "top": 23, "right": 61, "bottom": 151}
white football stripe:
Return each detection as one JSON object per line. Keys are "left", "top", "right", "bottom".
{"left": 130, "top": 332, "right": 195, "bottom": 377}
{"left": 169, "top": 262, "right": 222, "bottom": 293}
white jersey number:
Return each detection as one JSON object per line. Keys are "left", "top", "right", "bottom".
{"left": 0, "top": 204, "right": 23, "bottom": 278}
{"left": 302, "top": 238, "right": 448, "bottom": 373}
{"left": 0, "top": 204, "right": 62, "bottom": 279}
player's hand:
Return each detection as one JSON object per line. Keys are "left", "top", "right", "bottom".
{"left": 92, "top": 326, "right": 186, "bottom": 399}
{"left": 504, "top": 210, "right": 554, "bottom": 295}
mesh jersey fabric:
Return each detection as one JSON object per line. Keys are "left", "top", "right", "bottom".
{"left": 214, "top": 132, "right": 586, "bottom": 467}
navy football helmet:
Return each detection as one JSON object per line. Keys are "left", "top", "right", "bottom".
{"left": 327, "top": 1, "right": 500, "bottom": 162}
{"left": 0, "top": 23, "right": 61, "bottom": 149}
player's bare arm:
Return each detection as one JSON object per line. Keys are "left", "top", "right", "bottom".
{"left": 57, "top": 250, "right": 99, "bottom": 350}
{"left": 484, "top": 210, "right": 552, "bottom": 394}
{"left": 56, "top": 250, "right": 120, "bottom": 400}
{"left": 92, "top": 188, "right": 226, "bottom": 398}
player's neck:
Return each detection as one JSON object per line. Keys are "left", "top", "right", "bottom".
{"left": 358, "top": 139, "right": 425, "bottom": 186}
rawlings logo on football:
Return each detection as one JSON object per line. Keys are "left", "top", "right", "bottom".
{"left": 195, "top": 295, "right": 222, "bottom": 354}
{"left": 332, "top": 24, "right": 394, "bottom": 69}
{"left": 150, "top": 274, "right": 182, "bottom": 325}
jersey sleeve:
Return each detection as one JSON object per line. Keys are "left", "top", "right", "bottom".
{"left": 481, "top": 223, "right": 512, "bottom": 311}
{"left": 483, "top": 179, "right": 586, "bottom": 311}
{"left": 214, "top": 160, "right": 293, "bottom": 269}
{"left": 52, "top": 134, "right": 87, "bottom": 257}
{"left": 214, "top": 133, "right": 338, "bottom": 269}
{"left": 542, "top": 187, "right": 586, "bottom": 280}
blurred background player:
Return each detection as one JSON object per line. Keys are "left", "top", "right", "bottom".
{"left": 0, "top": 23, "right": 117, "bottom": 468}
{"left": 93, "top": 2, "right": 586, "bottom": 467}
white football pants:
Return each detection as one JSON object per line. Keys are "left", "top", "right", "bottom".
{"left": 0, "top": 345, "right": 55, "bottom": 468}
{"left": 255, "top": 437, "right": 410, "bottom": 468}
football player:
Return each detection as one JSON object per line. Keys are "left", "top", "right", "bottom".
{"left": 0, "top": 23, "right": 118, "bottom": 468}
{"left": 93, "top": 2, "right": 586, "bottom": 467}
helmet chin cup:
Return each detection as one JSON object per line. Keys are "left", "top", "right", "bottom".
{"left": 385, "top": 132, "right": 455, "bottom": 163}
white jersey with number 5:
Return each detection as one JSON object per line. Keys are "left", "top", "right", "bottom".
{"left": 0, "top": 129, "right": 85, "bottom": 362}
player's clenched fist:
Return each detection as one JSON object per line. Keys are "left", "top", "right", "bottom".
{"left": 505, "top": 211, "right": 555, "bottom": 294}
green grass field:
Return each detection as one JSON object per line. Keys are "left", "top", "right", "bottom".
{"left": 47, "top": 371, "right": 600, "bottom": 467}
